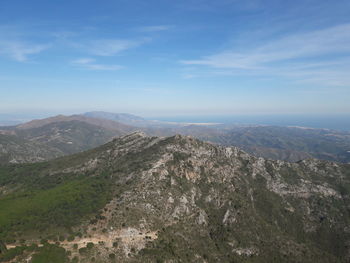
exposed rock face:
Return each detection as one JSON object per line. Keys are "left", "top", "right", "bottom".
{"left": 1, "top": 132, "right": 350, "bottom": 262}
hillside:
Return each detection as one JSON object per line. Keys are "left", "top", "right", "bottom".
{"left": 83, "top": 112, "right": 146, "bottom": 126}
{"left": 16, "top": 120, "right": 121, "bottom": 155}
{"left": 0, "top": 132, "right": 349, "bottom": 262}
{"left": 0, "top": 116, "right": 138, "bottom": 163}
{"left": 2, "top": 113, "right": 350, "bottom": 164}
{"left": 210, "top": 126, "right": 350, "bottom": 163}
{"left": 0, "top": 134, "right": 62, "bottom": 163}
{"left": 16, "top": 114, "right": 135, "bottom": 133}
{"left": 80, "top": 112, "right": 350, "bottom": 163}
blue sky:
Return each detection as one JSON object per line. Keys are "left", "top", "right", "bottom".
{"left": 0, "top": 0, "right": 350, "bottom": 117}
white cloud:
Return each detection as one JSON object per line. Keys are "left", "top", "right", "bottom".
{"left": 85, "top": 39, "right": 147, "bottom": 56}
{"left": 181, "top": 24, "right": 350, "bottom": 87}
{"left": 181, "top": 24, "right": 350, "bottom": 69}
{"left": 72, "top": 58, "right": 123, "bottom": 71}
{"left": 137, "top": 25, "right": 172, "bottom": 32}
{"left": 0, "top": 41, "right": 49, "bottom": 62}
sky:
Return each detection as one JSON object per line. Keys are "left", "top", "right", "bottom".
{"left": 1, "top": 0, "right": 350, "bottom": 117}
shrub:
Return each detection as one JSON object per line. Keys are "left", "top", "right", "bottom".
{"left": 78, "top": 247, "right": 87, "bottom": 254}
{"left": 31, "top": 244, "right": 68, "bottom": 263}
{"left": 86, "top": 242, "right": 94, "bottom": 249}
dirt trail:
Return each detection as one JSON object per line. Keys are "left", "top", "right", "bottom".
{"left": 6, "top": 227, "right": 158, "bottom": 255}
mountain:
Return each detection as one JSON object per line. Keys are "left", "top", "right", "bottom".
{"left": 16, "top": 120, "right": 121, "bottom": 155}
{"left": 82, "top": 111, "right": 215, "bottom": 128}
{"left": 201, "top": 125, "right": 350, "bottom": 163}
{"left": 81, "top": 112, "right": 350, "bottom": 163}
{"left": 0, "top": 133, "right": 62, "bottom": 163}
{"left": 140, "top": 124, "right": 350, "bottom": 163}
{"left": 16, "top": 114, "right": 135, "bottom": 132}
{"left": 0, "top": 132, "right": 349, "bottom": 262}
{"left": 2, "top": 113, "right": 350, "bottom": 165}
{"left": 0, "top": 115, "right": 138, "bottom": 163}
{"left": 83, "top": 111, "right": 145, "bottom": 123}
{"left": 82, "top": 111, "right": 154, "bottom": 127}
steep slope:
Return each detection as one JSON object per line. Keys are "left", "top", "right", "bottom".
{"left": 16, "top": 120, "right": 121, "bottom": 155}
{"left": 82, "top": 112, "right": 350, "bottom": 163}
{"left": 0, "top": 133, "right": 349, "bottom": 262}
{"left": 0, "top": 134, "right": 62, "bottom": 164}
{"left": 3, "top": 113, "right": 350, "bottom": 164}
{"left": 158, "top": 125, "right": 350, "bottom": 163}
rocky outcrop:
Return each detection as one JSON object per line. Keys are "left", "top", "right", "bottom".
{"left": 1, "top": 132, "right": 350, "bottom": 262}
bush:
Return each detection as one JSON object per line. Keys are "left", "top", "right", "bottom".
{"left": 0, "top": 246, "right": 26, "bottom": 262}
{"left": 86, "top": 242, "right": 94, "bottom": 249}
{"left": 31, "top": 244, "right": 68, "bottom": 263}
{"left": 0, "top": 177, "right": 112, "bottom": 240}
{"left": 78, "top": 247, "right": 87, "bottom": 254}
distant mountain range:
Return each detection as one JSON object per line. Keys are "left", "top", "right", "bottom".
{"left": 0, "top": 114, "right": 137, "bottom": 163}
{"left": 0, "top": 132, "right": 349, "bottom": 262}
{"left": 1, "top": 112, "right": 350, "bottom": 164}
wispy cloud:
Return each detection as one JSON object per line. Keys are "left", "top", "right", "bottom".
{"left": 136, "top": 25, "right": 172, "bottom": 32}
{"left": 0, "top": 25, "right": 50, "bottom": 62}
{"left": 51, "top": 31, "right": 77, "bottom": 40}
{"left": 181, "top": 24, "right": 350, "bottom": 86}
{"left": 84, "top": 39, "right": 148, "bottom": 56}
{"left": 182, "top": 24, "right": 350, "bottom": 69}
{"left": 71, "top": 58, "right": 123, "bottom": 71}
{"left": 0, "top": 40, "right": 49, "bottom": 62}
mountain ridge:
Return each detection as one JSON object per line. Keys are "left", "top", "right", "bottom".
{"left": 1, "top": 113, "right": 350, "bottom": 164}
{"left": 0, "top": 132, "right": 349, "bottom": 262}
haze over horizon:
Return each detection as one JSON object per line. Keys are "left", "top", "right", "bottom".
{"left": 1, "top": 0, "right": 350, "bottom": 116}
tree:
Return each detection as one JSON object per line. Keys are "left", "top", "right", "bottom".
{"left": 0, "top": 241, "right": 7, "bottom": 254}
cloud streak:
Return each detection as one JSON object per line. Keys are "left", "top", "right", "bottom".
{"left": 72, "top": 58, "right": 123, "bottom": 71}
{"left": 182, "top": 24, "right": 350, "bottom": 69}
{"left": 181, "top": 24, "right": 350, "bottom": 87}
{"left": 83, "top": 39, "right": 148, "bottom": 56}
{"left": 0, "top": 40, "right": 49, "bottom": 62}
{"left": 136, "top": 25, "right": 172, "bottom": 32}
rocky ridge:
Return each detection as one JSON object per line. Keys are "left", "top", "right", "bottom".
{"left": 1, "top": 132, "right": 349, "bottom": 262}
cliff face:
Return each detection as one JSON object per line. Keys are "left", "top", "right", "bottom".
{"left": 1, "top": 132, "right": 349, "bottom": 262}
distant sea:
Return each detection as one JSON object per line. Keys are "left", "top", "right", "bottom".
{"left": 151, "top": 114, "right": 350, "bottom": 131}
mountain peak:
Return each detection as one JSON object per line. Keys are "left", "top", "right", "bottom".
{"left": 1, "top": 132, "right": 349, "bottom": 262}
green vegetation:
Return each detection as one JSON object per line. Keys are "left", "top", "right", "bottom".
{"left": 0, "top": 245, "right": 27, "bottom": 262}
{"left": 86, "top": 242, "right": 94, "bottom": 249}
{"left": 0, "top": 175, "right": 112, "bottom": 239}
{"left": 0, "top": 132, "right": 349, "bottom": 262}
{"left": 31, "top": 244, "right": 69, "bottom": 263}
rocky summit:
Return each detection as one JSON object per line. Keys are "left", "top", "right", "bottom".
{"left": 0, "top": 132, "right": 349, "bottom": 262}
